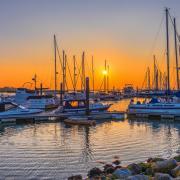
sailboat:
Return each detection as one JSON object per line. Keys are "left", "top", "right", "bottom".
{"left": 127, "top": 8, "right": 180, "bottom": 118}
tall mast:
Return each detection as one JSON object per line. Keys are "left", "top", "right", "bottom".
{"left": 54, "top": 35, "right": 57, "bottom": 94}
{"left": 104, "top": 60, "right": 107, "bottom": 92}
{"left": 62, "top": 50, "right": 65, "bottom": 92}
{"left": 147, "top": 67, "right": 150, "bottom": 91}
{"left": 153, "top": 55, "right": 156, "bottom": 90}
{"left": 92, "top": 56, "right": 95, "bottom": 92}
{"left": 73, "top": 55, "right": 76, "bottom": 92}
{"left": 174, "top": 17, "right": 179, "bottom": 90}
{"left": 165, "top": 8, "right": 170, "bottom": 92}
{"left": 107, "top": 65, "right": 109, "bottom": 91}
{"left": 81, "top": 51, "right": 85, "bottom": 91}
{"left": 159, "top": 71, "right": 162, "bottom": 90}
{"left": 64, "top": 54, "right": 67, "bottom": 92}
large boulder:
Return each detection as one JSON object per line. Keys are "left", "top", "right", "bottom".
{"left": 154, "top": 173, "right": 173, "bottom": 180}
{"left": 113, "top": 168, "right": 132, "bottom": 179}
{"left": 171, "top": 165, "right": 180, "bottom": 177}
{"left": 112, "top": 159, "right": 121, "bottom": 166}
{"left": 152, "top": 159, "right": 178, "bottom": 173}
{"left": 88, "top": 167, "right": 103, "bottom": 178}
{"left": 174, "top": 155, "right": 180, "bottom": 162}
{"left": 147, "top": 157, "right": 165, "bottom": 163}
{"left": 103, "top": 164, "right": 115, "bottom": 174}
{"left": 127, "top": 175, "right": 149, "bottom": 180}
{"left": 127, "top": 163, "right": 142, "bottom": 175}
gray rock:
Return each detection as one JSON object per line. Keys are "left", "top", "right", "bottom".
{"left": 113, "top": 168, "right": 132, "bottom": 179}
{"left": 88, "top": 167, "right": 103, "bottom": 178}
{"left": 147, "top": 157, "right": 165, "bottom": 163}
{"left": 127, "top": 175, "right": 149, "bottom": 180}
{"left": 127, "top": 163, "right": 142, "bottom": 175}
{"left": 154, "top": 173, "right": 173, "bottom": 180}
{"left": 171, "top": 165, "right": 180, "bottom": 177}
{"left": 152, "top": 159, "right": 178, "bottom": 173}
{"left": 174, "top": 155, "right": 180, "bottom": 162}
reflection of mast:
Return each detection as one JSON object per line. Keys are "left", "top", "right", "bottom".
{"left": 81, "top": 126, "right": 92, "bottom": 163}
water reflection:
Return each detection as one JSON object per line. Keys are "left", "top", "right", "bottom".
{"left": 0, "top": 99, "right": 179, "bottom": 179}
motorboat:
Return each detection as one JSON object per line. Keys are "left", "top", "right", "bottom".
{"left": 14, "top": 88, "right": 58, "bottom": 110}
{"left": 14, "top": 88, "right": 35, "bottom": 104}
{"left": 122, "top": 84, "right": 136, "bottom": 98}
{"left": 54, "top": 99, "right": 111, "bottom": 115}
{"left": 127, "top": 97, "right": 180, "bottom": 117}
{"left": 0, "top": 102, "right": 43, "bottom": 120}
{"left": 95, "top": 91, "right": 121, "bottom": 101}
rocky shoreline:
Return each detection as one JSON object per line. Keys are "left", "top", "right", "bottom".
{"left": 68, "top": 155, "right": 180, "bottom": 180}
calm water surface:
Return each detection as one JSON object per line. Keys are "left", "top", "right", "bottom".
{"left": 0, "top": 99, "right": 180, "bottom": 179}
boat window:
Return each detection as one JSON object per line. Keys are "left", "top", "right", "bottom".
{"left": 71, "top": 101, "right": 78, "bottom": 107}
{"left": 78, "top": 101, "right": 85, "bottom": 107}
{"left": 5, "top": 103, "right": 16, "bottom": 111}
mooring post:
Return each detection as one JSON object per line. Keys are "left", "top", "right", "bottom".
{"left": 40, "top": 83, "right": 43, "bottom": 95}
{"left": 86, "top": 77, "right": 90, "bottom": 116}
{"left": 60, "top": 82, "right": 63, "bottom": 106}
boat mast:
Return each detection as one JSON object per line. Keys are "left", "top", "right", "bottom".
{"left": 73, "top": 55, "right": 76, "bottom": 92}
{"left": 81, "top": 51, "right": 85, "bottom": 92}
{"left": 147, "top": 67, "right": 150, "bottom": 91}
{"left": 92, "top": 56, "right": 95, "bottom": 92}
{"left": 54, "top": 35, "right": 57, "bottom": 95}
{"left": 32, "top": 74, "right": 37, "bottom": 92}
{"left": 64, "top": 54, "right": 67, "bottom": 92}
{"left": 165, "top": 8, "right": 170, "bottom": 93}
{"left": 104, "top": 60, "right": 107, "bottom": 92}
{"left": 107, "top": 65, "right": 109, "bottom": 92}
{"left": 62, "top": 50, "right": 65, "bottom": 92}
{"left": 159, "top": 71, "right": 162, "bottom": 90}
{"left": 174, "top": 17, "right": 179, "bottom": 90}
{"left": 153, "top": 55, "right": 156, "bottom": 90}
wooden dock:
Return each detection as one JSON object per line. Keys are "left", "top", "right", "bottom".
{"left": 0, "top": 111, "right": 126, "bottom": 124}
{"left": 127, "top": 112, "right": 180, "bottom": 120}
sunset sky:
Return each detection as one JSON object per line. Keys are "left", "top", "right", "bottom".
{"left": 1, "top": 0, "right": 180, "bottom": 90}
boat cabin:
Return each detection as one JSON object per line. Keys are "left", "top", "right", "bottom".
{"left": 0, "top": 102, "right": 17, "bottom": 112}
{"left": 64, "top": 99, "right": 87, "bottom": 109}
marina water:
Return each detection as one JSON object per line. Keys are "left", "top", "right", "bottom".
{"left": 0, "top": 99, "right": 180, "bottom": 179}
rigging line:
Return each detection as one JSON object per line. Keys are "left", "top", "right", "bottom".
{"left": 141, "top": 69, "right": 147, "bottom": 89}
{"left": 66, "top": 59, "right": 74, "bottom": 90}
{"left": 156, "top": 50, "right": 166, "bottom": 72}
{"left": 168, "top": 12, "right": 180, "bottom": 43}
{"left": 56, "top": 42, "right": 63, "bottom": 71}
{"left": 85, "top": 57, "right": 92, "bottom": 78}
{"left": 99, "top": 78, "right": 104, "bottom": 91}
{"left": 148, "top": 14, "right": 165, "bottom": 57}
{"left": 75, "top": 60, "right": 82, "bottom": 89}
